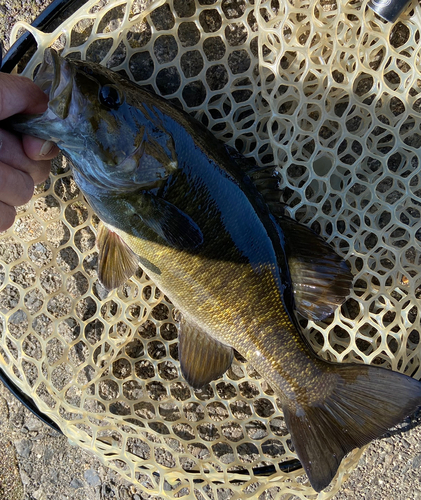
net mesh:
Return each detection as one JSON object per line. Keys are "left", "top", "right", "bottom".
{"left": 1, "top": 0, "right": 421, "bottom": 497}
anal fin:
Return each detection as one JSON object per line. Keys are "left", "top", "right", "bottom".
{"left": 96, "top": 221, "right": 139, "bottom": 290}
{"left": 178, "top": 316, "right": 234, "bottom": 389}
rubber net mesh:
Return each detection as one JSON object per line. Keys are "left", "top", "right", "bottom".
{"left": 1, "top": 0, "right": 421, "bottom": 497}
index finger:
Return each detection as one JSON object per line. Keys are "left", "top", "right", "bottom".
{"left": 0, "top": 73, "right": 48, "bottom": 119}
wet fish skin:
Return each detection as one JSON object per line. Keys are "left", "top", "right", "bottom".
{"left": 8, "top": 49, "right": 421, "bottom": 492}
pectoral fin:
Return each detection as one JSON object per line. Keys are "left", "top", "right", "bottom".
{"left": 278, "top": 217, "right": 353, "bottom": 321}
{"left": 96, "top": 222, "right": 139, "bottom": 290}
{"left": 131, "top": 193, "right": 204, "bottom": 251}
{"left": 178, "top": 316, "right": 234, "bottom": 389}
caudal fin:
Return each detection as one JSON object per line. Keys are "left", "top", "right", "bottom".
{"left": 283, "top": 364, "right": 421, "bottom": 492}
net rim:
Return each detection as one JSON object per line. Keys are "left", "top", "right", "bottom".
{"left": 1, "top": 0, "right": 88, "bottom": 73}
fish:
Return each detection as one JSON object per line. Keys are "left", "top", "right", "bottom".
{"left": 8, "top": 48, "right": 421, "bottom": 492}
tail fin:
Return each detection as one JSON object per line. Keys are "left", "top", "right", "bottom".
{"left": 283, "top": 364, "right": 421, "bottom": 492}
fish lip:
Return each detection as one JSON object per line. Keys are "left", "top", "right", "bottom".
{"left": 33, "top": 48, "right": 59, "bottom": 99}
{"left": 46, "top": 48, "right": 63, "bottom": 100}
{"left": 34, "top": 48, "right": 74, "bottom": 119}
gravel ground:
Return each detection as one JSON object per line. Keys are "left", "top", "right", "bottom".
{"left": 1, "top": 2, "right": 421, "bottom": 500}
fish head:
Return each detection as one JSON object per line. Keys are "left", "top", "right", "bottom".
{"left": 11, "top": 49, "right": 177, "bottom": 194}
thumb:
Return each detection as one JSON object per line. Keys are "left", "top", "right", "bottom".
{"left": 0, "top": 73, "right": 48, "bottom": 118}
{"left": 22, "top": 135, "right": 59, "bottom": 161}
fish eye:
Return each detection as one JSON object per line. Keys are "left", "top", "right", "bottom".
{"left": 99, "top": 84, "right": 123, "bottom": 109}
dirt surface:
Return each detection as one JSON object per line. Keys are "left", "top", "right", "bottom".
{"left": 1, "top": 2, "right": 421, "bottom": 500}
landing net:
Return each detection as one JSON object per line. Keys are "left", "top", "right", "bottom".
{"left": 1, "top": 0, "right": 421, "bottom": 498}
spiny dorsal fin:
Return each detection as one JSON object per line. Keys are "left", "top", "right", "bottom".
{"left": 249, "top": 168, "right": 285, "bottom": 216}
{"left": 224, "top": 143, "right": 351, "bottom": 318}
{"left": 96, "top": 221, "right": 139, "bottom": 290}
{"left": 178, "top": 315, "right": 234, "bottom": 389}
{"left": 277, "top": 216, "right": 353, "bottom": 321}
{"left": 224, "top": 143, "right": 285, "bottom": 216}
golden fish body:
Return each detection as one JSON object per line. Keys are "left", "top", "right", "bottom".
{"left": 102, "top": 175, "right": 330, "bottom": 406}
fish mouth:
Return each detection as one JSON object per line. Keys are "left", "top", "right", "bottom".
{"left": 34, "top": 48, "right": 74, "bottom": 120}
{"left": 4, "top": 49, "right": 75, "bottom": 142}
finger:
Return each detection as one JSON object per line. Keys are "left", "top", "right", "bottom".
{"left": 0, "top": 201, "right": 17, "bottom": 232}
{"left": 22, "top": 135, "right": 60, "bottom": 161}
{"left": 0, "top": 73, "right": 48, "bottom": 118}
{"left": 0, "top": 129, "right": 51, "bottom": 185}
{"left": 0, "top": 160, "right": 34, "bottom": 206}
{"left": 0, "top": 160, "right": 34, "bottom": 207}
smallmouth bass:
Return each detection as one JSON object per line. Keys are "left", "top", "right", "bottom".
{"left": 9, "top": 49, "right": 421, "bottom": 492}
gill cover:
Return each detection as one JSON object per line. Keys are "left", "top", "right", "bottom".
{"left": 9, "top": 49, "right": 180, "bottom": 191}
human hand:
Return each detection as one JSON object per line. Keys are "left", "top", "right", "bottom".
{"left": 0, "top": 73, "right": 59, "bottom": 231}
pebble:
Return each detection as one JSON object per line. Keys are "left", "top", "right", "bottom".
{"left": 84, "top": 468, "right": 101, "bottom": 487}
{"left": 50, "top": 469, "right": 59, "bottom": 483}
{"left": 402, "top": 438, "right": 411, "bottom": 449}
{"left": 413, "top": 454, "right": 421, "bottom": 469}
{"left": 33, "top": 488, "right": 47, "bottom": 500}
{"left": 15, "top": 438, "right": 33, "bottom": 458}
{"left": 22, "top": 463, "right": 33, "bottom": 475}
{"left": 0, "top": 395, "right": 9, "bottom": 424}
{"left": 25, "top": 417, "right": 43, "bottom": 432}
{"left": 44, "top": 446, "right": 55, "bottom": 465}
{"left": 20, "top": 470, "right": 30, "bottom": 485}
{"left": 119, "top": 487, "right": 131, "bottom": 500}
{"left": 70, "top": 477, "right": 84, "bottom": 489}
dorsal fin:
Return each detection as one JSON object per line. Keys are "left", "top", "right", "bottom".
{"left": 96, "top": 221, "right": 139, "bottom": 290}
{"left": 224, "top": 143, "right": 286, "bottom": 216}
{"left": 224, "top": 143, "right": 351, "bottom": 320}
{"left": 277, "top": 216, "right": 353, "bottom": 321}
{"left": 249, "top": 167, "right": 285, "bottom": 216}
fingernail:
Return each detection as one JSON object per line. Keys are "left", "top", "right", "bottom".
{"left": 39, "top": 140, "right": 54, "bottom": 156}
